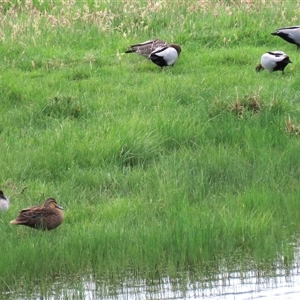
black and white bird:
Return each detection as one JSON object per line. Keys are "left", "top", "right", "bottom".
{"left": 256, "top": 51, "right": 292, "bottom": 74}
{"left": 271, "top": 26, "right": 300, "bottom": 49}
{"left": 125, "top": 39, "right": 170, "bottom": 57}
{"left": 0, "top": 190, "right": 10, "bottom": 213}
{"left": 148, "top": 44, "right": 181, "bottom": 68}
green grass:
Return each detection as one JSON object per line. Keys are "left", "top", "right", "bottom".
{"left": 1, "top": 0, "right": 300, "bottom": 296}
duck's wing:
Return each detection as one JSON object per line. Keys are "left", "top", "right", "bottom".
{"left": 130, "top": 39, "right": 157, "bottom": 47}
{"left": 275, "top": 26, "right": 300, "bottom": 31}
{"left": 131, "top": 39, "right": 168, "bottom": 48}
{"left": 267, "top": 51, "right": 289, "bottom": 62}
{"left": 20, "top": 206, "right": 56, "bottom": 218}
{"left": 268, "top": 50, "right": 286, "bottom": 55}
{"left": 126, "top": 39, "right": 169, "bottom": 56}
{"left": 149, "top": 46, "right": 170, "bottom": 56}
{"left": 11, "top": 206, "right": 55, "bottom": 226}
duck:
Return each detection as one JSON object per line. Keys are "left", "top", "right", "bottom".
{"left": 255, "top": 51, "right": 292, "bottom": 74}
{"left": 125, "top": 39, "right": 170, "bottom": 57}
{"left": 10, "top": 198, "right": 64, "bottom": 230}
{"left": 271, "top": 26, "right": 300, "bottom": 49}
{"left": 148, "top": 44, "right": 181, "bottom": 68}
{"left": 0, "top": 190, "right": 10, "bottom": 213}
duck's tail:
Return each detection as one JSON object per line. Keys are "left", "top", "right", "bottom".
{"left": 10, "top": 219, "right": 26, "bottom": 225}
{"left": 255, "top": 64, "right": 264, "bottom": 72}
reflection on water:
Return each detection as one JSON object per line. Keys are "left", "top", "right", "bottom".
{"left": 4, "top": 247, "right": 300, "bottom": 299}
{"left": 71, "top": 263, "right": 300, "bottom": 300}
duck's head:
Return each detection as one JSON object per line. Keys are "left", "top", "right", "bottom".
{"left": 170, "top": 44, "right": 182, "bottom": 56}
{"left": 44, "top": 198, "right": 64, "bottom": 210}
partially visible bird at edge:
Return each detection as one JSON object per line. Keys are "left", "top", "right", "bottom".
{"left": 271, "top": 26, "right": 300, "bottom": 49}
{"left": 0, "top": 190, "right": 10, "bottom": 213}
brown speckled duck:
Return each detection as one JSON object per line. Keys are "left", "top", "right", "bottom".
{"left": 0, "top": 190, "right": 10, "bottom": 213}
{"left": 10, "top": 198, "right": 64, "bottom": 230}
{"left": 125, "top": 39, "right": 170, "bottom": 57}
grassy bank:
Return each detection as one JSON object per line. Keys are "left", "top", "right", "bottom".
{"left": 1, "top": 0, "right": 300, "bottom": 294}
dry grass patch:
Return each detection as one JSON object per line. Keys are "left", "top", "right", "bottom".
{"left": 285, "top": 116, "right": 300, "bottom": 135}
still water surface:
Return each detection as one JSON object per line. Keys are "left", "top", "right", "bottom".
{"left": 5, "top": 246, "right": 300, "bottom": 299}
{"left": 61, "top": 264, "right": 300, "bottom": 299}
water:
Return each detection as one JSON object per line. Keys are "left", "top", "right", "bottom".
{"left": 75, "top": 263, "right": 300, "bottom": 299}
{"left": 4, "top": 248, "right": 300, "bottom": 299}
